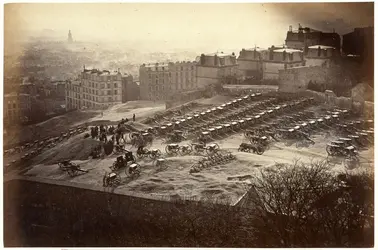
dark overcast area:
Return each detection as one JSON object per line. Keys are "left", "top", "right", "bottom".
{"left": 267, "top": 2, "right": 374, "bottom": 35}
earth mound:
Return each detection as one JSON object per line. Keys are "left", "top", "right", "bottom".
{"left": 32, "top": 136, "right": 102, "bottom": 165}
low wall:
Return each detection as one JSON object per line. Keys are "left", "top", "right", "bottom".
{"left": 222, "top": 85, "right": 278, "bottom": 96}
{"left": 303, "top": 90, "right": 374, "bottom": 118}
{"left": 4, "top": 177, "right": 246, "bottom": 247}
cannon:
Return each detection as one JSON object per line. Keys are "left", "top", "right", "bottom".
{"left": 179, "top": 144, "right": 193, "bottom": 156}
{"left": 238, "top": 142, "right": 264, "bottom": 155}
{"left": 137, "top": 147, "right": 162, "bottom": 160}
{"left": 103, "top": 172, "right": 121, "bottom": 187}
{"left": 125, "top": 163, "right": 141, "bottom": 178}
{"left": 58, "top": 160, "right": 88, "bottom": 177}
{"left": 165, "top": 143, "right": 180, "bottom": 155}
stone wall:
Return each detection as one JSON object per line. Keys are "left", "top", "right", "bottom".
{"left": 4, "top": 178, "right": 241, "bottom": 247}
{"left": 303, "top": 90, "right": 373, "bottom": 118}
{"left": 279, "top": 65, "right": 352, "bottom": 94}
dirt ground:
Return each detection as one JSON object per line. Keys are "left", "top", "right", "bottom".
{"left": 20, "top": 96, "right": 374, "bottom": 205}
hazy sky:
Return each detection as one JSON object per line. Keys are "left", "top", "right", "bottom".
{"left": 4, "top": 3, "right": 374, "bottom": 51}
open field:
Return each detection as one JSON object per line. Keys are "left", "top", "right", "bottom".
{"left": 8, "top": 92, "right": 374, "bottom": 205}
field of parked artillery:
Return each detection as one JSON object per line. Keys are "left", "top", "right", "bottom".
{"left": 6, "top": 91, "right": 374, "bottom": 204}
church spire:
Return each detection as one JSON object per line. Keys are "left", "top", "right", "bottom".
{"left": 68, "top": 30, "right": 73, "bottom": 43}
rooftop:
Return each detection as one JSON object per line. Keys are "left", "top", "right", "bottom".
{"left": 273, "top": 48, "right": 302, "bottom": 53}
{"left": 308, "top": 45, "right": 335, "bottom": 49}
{"left": 83, "top": 68, "right": 120, "bottom": 76}
{"left": 244, "top": 47, "right": 267, "bottom": 52}
{"left": 205, "top": 52, "right": 235, "bottom": 57}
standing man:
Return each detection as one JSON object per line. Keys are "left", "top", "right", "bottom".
{"left": 133, "top": 113, "right": 136, "bottom": 122}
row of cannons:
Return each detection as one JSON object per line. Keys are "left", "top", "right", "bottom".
{"left": 126, "top": 94, "right": 315, "bottom": 147}
{"left": 4, "top": 126, "right": 89, "bottom": 172}
{"left": 242, "top": 108, "right": 350, "bottom": 151}
{"left": 104, "top": 93, "right": 270, "bottom": 147}
{"left": 57, "top": 142, "right": 225, "bottom": 187}
{"left": 326, "top": 117, "right": 374, "bottom": 169}
{"left": 144, "top": 102, "right": 198, "bottom": 125}
{"left": 196, "top": 97, "right": 315, "bottom": 144}
{"left": 5, "top": 126, "right": 88, "bottom": 158}
{"left": 104, "top": 93, "right": 305, "bottom": 147}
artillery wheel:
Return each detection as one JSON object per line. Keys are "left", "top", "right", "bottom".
{"left": 179, "top": 145, "right": 192, "bottom": 156}
{"left": 326, "top": 145, "right": 335, "bottom": 156}
{"left": 255, "top": 146, "right": 264, "bottom": 155}
{"left": 67, "top": 168, "right": 78, "bottom": 177}
{"left": 137, "top": 151, "right": 145, "bottom": 159}
{"left": 110, "top": 175, "right": 122, "bottom": 187}
{"left": 125, "top": 163, "right": 141, "bottom": 177}
{"left": 149, "top": 149, "right": 162, "bottom": 160}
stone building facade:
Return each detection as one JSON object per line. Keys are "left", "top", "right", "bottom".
{"left": 237, "top": 48, "right": 264, "bottom": 81}
{"left": 305, "top": 45, "right": 338, "bottom": 67}
{"left": 65, "top": 68, "right": 123, "bottom": 110}
{"left": 139, "top": 61, "right": 197, "bottom": 101}
{"left": 4, "top": 93, "right": 32, "bottom": 124}
{"left": 261, "top": 47, "right": 306, "bottom": 80}
{"left": 285, "top": 24, "right": 341, "bottom": 50}
{"left": 196, "top": 52, "right": 238, "bottom": 88}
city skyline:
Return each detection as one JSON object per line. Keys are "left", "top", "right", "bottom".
{"left": 5, "top": 3, "right": 374, "bottom": 52}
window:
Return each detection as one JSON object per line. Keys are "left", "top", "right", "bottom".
{"left": 114, "top": 90, "right": 117, "bottom": 95}
{"left": 107, "top": 84, "right": 110, "bottom": 89}
{"left": 8, "top": 104, "right": 11, "bottom": 110}
{"left": 108, "top": 97, "right": 112, "bottom": 102}
{"left": 107, "top": 90, "right": 111, "bottom": 95}
{"left": 101, "top": 84, "right": 104, "bottom": 89}
{"left": 114, "top": 83, "right": 117, "bottom": 88}
{"left": 96, "top": 90, "right": 98, "bottom": 95}
{"left": 181, "top": 66, "right": 183, "bottom": 71}
{"left": 13, "top": 103, "right": 16, "bottom": 109}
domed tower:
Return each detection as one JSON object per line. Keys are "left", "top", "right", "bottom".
{"left": 67, "top": 30, "right": 73, "bottom": 43}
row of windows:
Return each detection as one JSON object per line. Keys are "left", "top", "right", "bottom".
{"left": 69, "top": 89, "right": 119, "bottom": 96}
{"left": 83, "top": 74, "right": 119, "bottom": 81}
{"left": 148, "top": 71, "right": 195, "bottom": 78}
{"left": 82, "top": 95, "right": 119, "bottom": 103}
{"left": 147, "top": 66, "right": 195, "bottom": 72}
{"left": 82, "top": 82, "right": 119, "bottom": 89}
{"left": 148, "top": 77, "right": 196, "bottom": 84}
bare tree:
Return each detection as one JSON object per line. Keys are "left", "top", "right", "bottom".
{"left": 247, "top": 160, "right": 374, "bottom": 247}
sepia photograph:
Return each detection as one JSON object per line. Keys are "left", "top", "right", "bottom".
{"left": 3, "top": 1, "right": 375, "bottom": 247}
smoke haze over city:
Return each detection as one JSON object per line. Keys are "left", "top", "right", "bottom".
{"left": 5, "top": 3, "right": 374, "bottom": 53}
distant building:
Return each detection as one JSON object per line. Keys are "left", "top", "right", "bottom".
{"left": 20, "top": 83, "right": 38, "bottom": 96}
{"left": 196, "top": 52, "right": 238, "bottom": 88}
{"left": 51, "top": 81, "right": 67, "bottom": 99}
{"left": 65, "top": 68, "right": 123, "bottom": 110}
{"left": 67, "top": 30, "right": 73, "bottom": 43}
{"left": 65, "top": 79, "right": 82, "bottom": 110}
{"left": 139, "top": 61, "right": 197, "bottom": 101}
{"left": 305, "top": 45, "right": 338, "bottom": 67}
{"left": 261, "top": 46, "right": 305, "bottom": 80}
{"left": 4, "top": 93, "right": 32, "bottom": 125}
{"left": 285, "top": 24, "right": 341, "bottom": 51}
{"left": 342, "top": 27, "right": 373, "bottom": 57}
{"left": 237, "top": 48, "right": 264, "bottom": 81}
{"left": 121, "top": 74, "right": 139, "bottom": 102}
